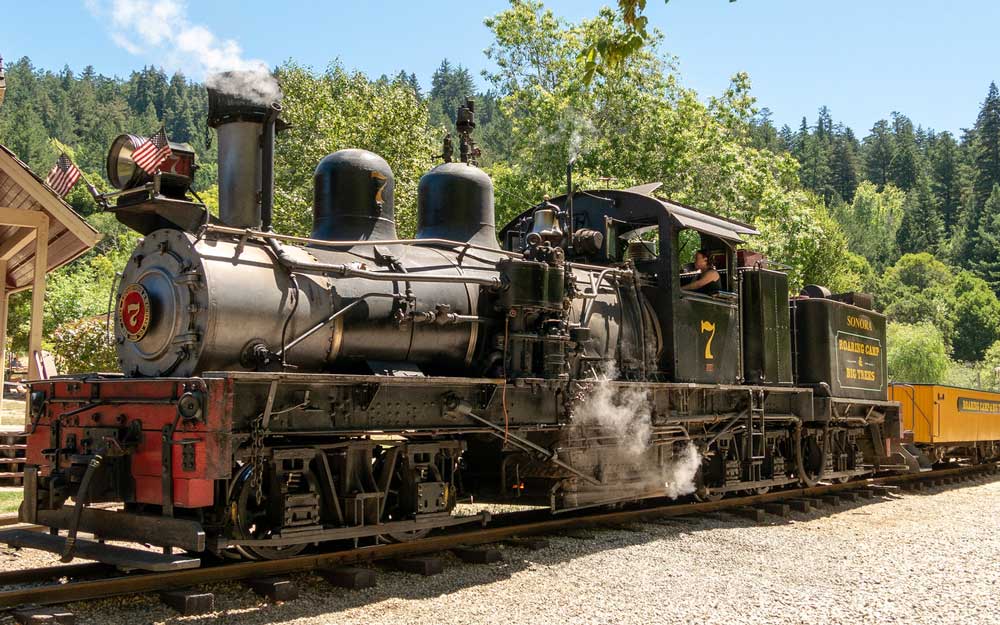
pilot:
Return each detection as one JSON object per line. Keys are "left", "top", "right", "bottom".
{"left": 681, "top": 249, "right": 721, "bottom": 295}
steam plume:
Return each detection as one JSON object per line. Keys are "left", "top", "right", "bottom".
{"left": 661, "top": 442, "right": 700, "bottom": 499}
{"left": 576, "top": 368, "right": 652, "bottom": 456}
{"left": 575, "top": 367, "right": 701, "bottom": 499}
{"left": 85, "top": 0, "right": 280, "bottom": 103}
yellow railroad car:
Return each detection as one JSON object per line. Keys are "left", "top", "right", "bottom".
{"left": 889, "top": 383, "right": 1000, "bottom": 463}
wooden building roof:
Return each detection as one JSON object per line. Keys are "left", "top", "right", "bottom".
{"left": 0, "top": 145, "right": 101, "bottom": 292}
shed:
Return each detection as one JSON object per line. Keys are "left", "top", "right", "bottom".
{"left": 0, "top": 144, "right": 101, "bottom": 399}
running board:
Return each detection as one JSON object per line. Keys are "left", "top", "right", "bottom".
{"left": 0, "top": 529, "right": 201, "bottom": 572}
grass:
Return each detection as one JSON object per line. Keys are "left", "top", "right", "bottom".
{"left": 0, "top": 490, "right": 21, "bottom": 514}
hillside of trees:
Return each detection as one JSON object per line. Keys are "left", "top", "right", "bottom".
{"left": 0, "top": 0, "right": 998, "bottom": 386}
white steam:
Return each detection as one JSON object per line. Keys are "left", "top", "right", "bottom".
{"left": 85, "top": 0, "right": 280, "bottom": 102}
{"left": 576, "top": 368, "right": 701, "bottom": 499}
{"left": 567, "top": 114, "right": 595, "bottom": 162}
{"left": 661, "top": 442, "right": 700, "bottom": 499}
{"left": 576, "top": 369, "right": 652, "bottom": 456}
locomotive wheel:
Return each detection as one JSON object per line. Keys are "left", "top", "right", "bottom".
{"left": 229, "top": 464, "right": 308, "bottom": 560}
{"left": 375, "top": 449, "right": 455, "bottom": 543}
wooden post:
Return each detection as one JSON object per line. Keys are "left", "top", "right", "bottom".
{"left": 26, "top": 217, "right": 47, "bottom": 388}
{"left": 0, "top": 261, "right": 7, "bottom": 415}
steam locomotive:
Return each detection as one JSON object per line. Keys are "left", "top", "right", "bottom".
{"left": 12, "top": 76, "right": 908, "bottom": 569}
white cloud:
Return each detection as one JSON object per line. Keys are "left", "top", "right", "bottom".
{"left": 86, "top": 0, "right": 270, "bottom": 78}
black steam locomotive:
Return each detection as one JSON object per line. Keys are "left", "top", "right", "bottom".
{"left": 13, "top": 76, "right": 902, "bottom": 568}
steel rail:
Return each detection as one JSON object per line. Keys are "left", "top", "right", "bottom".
{"left": 1, "top": 461, "right": 996, "bottom": 610}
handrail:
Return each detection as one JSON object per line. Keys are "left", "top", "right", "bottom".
{"left": 890, "top": 383, "right": 935, "bottom": 441}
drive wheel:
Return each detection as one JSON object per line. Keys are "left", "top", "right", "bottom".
{"left": 229, "top": 464, "right": 308, "bottom": 560}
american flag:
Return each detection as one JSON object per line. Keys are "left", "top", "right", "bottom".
{"left": 45, "top": 153, "right": 82, "bottom": 197}
{"left": 131, "top": 127, "right": 172, "bottom": 174}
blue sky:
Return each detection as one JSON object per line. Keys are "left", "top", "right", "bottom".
{"left": 3, "top": 1, "right": 997, "bottom": 135}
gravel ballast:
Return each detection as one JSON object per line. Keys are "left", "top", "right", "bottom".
{"left": 5, "top": 475, "right": 1000, "bottom": 624}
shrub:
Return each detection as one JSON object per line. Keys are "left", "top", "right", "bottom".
{"left": 51, "top": 316, "right": 117, "bottom": 374}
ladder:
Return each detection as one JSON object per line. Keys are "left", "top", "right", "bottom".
{"left": 748, "top": 389, "right": 766, "bottom": 460}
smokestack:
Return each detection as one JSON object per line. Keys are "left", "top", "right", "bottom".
{"left": 206, "top": 71, "right": 283, "bottom": 230}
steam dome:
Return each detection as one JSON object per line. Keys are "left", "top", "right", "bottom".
{"left": 416, "top": 162, "right": 498, "bottom": 249}
{"left": 312, "top": 149, "right": 397, "bottom": 241}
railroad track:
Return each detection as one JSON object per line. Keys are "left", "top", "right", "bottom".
{"left": 1, "top": 462, "right": 997, "bottom": 617}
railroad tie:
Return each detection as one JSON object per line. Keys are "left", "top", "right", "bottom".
{"left": 394, "top": 557, "right": 444, "bottom": 576}
{"left": 159, "top": 589, "right": 215, "bottom": 615}
{"left": 245, "top": 576, "right": 299, "bottom": 602}
{"left": 319, "top": 567, "right": 377, "bottom": 590}
{"left": 788, "top": 499, "right": 812, "bottom": 513}
{"left": 453, "top": 547, "right": 503, "bottom": 564}
{"left": 12, "top": 606, "right": 75, "bottom": 625}
{"left": 821, "top": 495, "right": 841, "bottom": 506}
{"left": 732, "top": 507, "right": 765, "bottom": 522}
{"left": 838, "top": 491, "right": 859, "bottom": 503}
{"left": 762, "top": 503, "right": 790, "bottom": 517}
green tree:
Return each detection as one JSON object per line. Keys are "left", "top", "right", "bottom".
{"left": 886, "top": 322, "right": 949, "bottom": 383}
{"left": 482, "top": 1, "right": 856, "bottom": 291}
{"left": 879, "top": 253, "right": 957, "bottom": 346}
{"left": 428, "top": 59, "right": 476, "bottom": 128}
{"left": 272, "top": 61, "right": 437, "bottom": 237}
{"left": 951, "top": 270, "right": 1000, "bottom": 361}
{"left": 971, "top": 184, "right": 1000, "bottom": 292}
{"left": 833, "top": 181, "right": 904, "bottom": 270}
{"left": 51, "top": 317, "right": 117, "bottom": 374}
{"left": 829, "top": 126, "right": 861, "bottom": 202}
{"left": 887, "top": 112, "right": 921, "bottom": 191}
{"left": 973, "top": 82, "right": 1000, "bottom": 212}
{"left": 896, "top": 175, "right": 943, "bottom": 255}
{"left": 863, "top": 120, "right": 894, "bottom": 189}
{"left": 930, "top": 131, "right": 964, "bottom": 235}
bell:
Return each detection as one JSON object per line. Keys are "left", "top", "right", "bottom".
{"left": 527, "top": 204, "right": 564, "bottom": 246}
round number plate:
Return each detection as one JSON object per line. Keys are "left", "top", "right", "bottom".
{"left": 119, "top": 284, "right": 151, "bottom": 342}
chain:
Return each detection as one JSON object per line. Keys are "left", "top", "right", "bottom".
{"left": 249, "top": 412, "right": 266, "bottom": 505}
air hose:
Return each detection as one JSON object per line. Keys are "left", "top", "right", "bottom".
{"left": 60, "top": 454, "right": 103, "bottom": 563}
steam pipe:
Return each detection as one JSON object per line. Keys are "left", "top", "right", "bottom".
{"left": 260, "top": 102, "right": 281, "bottom": 231}
{"left": 263, "top": 235, "right": 502, "bottom": 287}
{"left": 566, "top": 156, "right": 577, "bottom": 257}
{"left": 198, "top": 224, "right": 524, "bottom": 258}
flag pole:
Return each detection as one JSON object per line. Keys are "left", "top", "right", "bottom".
{"left": 70, "top": 157, "right": 110, "bottom": 210}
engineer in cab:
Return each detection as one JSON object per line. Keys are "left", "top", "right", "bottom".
{"left": 681, "top": 249, "right": 721, "bottom": 296}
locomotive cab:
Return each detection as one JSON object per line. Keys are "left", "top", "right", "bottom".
{"left": 500, "top": 187, "right": 758, "bottom": 384}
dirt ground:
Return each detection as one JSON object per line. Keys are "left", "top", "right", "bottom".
{"left": 0, "top": 398, "right": 25, "bottom": 428}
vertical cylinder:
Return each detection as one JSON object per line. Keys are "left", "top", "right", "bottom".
{"left": 215, "top": 122, "right": 262, "bottom": 229}
{"left": 206, "top": 71, "right": 283, "bottom": 231}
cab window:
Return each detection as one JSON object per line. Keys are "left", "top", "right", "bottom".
{"left": 677, "top": 230, "right": 733, "bottom": 294}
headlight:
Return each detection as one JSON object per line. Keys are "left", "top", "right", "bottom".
{"left": 105, "top": 133, "right": 197, "bottom": 199}
{"left": 105, "top": 133, "right": 151, "bottom": 190}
